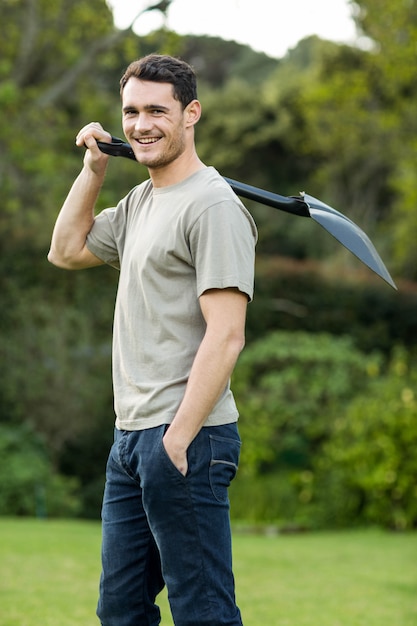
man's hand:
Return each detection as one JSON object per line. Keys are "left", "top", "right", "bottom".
{"left": 75, "top": 122, "right": 112, "bottom": 175}
{"left": 162, "top": 430, "right": 188, "bottom": 477}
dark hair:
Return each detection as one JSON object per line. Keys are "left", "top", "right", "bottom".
{"left": 120, "top": 54, "right": 197, "bottom": 109}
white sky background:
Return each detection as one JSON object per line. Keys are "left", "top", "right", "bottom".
{"left": 107, "top": 0, "right": 360, "bottom": 59}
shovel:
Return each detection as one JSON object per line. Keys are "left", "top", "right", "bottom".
{"left": 96, "top": 137, "right": 397, "bottom": 290}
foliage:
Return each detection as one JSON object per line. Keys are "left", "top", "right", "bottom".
{"left": 233, "top": 330, "right": 380, "bottom": 476}
{"left": 178, "top": 34, "right": 277, "bottom": 88}
{"left": 0, "top": 424, "right": 80, "bottom": 517}
{"left": 1, "top": 0, "right": 417, "bottom": 525}
{"left": 230, "top": 470, "right": 303, "bottom": 525}
{"left": 304, "top": 0, "right": 417, "bottom": 277}
{"left": 230, "top": 329, "right": 387, "bottom": 528}
{"left": 196, "top": 36, "right": 337, "bottom": 206}
{"left": 0, "top": 274, "right": 114, "bottom": 457}
{"left": 247, "top": 256, "right": 417, "bottom": 353}
{"left": 316, "top": 346, "right": 417, "bottom": 529}
{"left": 233, "top": 336, "right": 417, "bottom": 530}
{"left": 0, "top": 0, "right": 145, "bottom": 251}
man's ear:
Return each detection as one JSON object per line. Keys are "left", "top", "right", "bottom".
{"left": 185, "top": 99, "right": 202, "bottom": 127}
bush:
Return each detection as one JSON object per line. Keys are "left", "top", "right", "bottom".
{"left": 246, "top": 256, "right": 417, "bottom": 354}
{"left": 233, "top": 333, "right": 417, "bottom": 529}
{"left": 233, "top": 330, "right": 381, "bottom": 476}
{"left": 316, "top": 347, "right": 417, "bottom": 529}
{"left": 229, "top": 330, "right": 383, "bottom": 528}
{"left": 230, "top": 470, "right": 312, "bottom": 530}
{"left": 0, "top": 423, "right": 81, "bottom": 517}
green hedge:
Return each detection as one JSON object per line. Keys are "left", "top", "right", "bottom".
{"left": 247, "top": 256, "right": 417, "bottom": 354}
{"left": 316, "top": 347, "right": 417, "bottom": 530}
{"left": 232, "top": 334, "right": 417, "bottom": 530}
{"left": 0, "top": 424, "right": 80, "bottom": 517}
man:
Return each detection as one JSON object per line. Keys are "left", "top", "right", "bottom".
{"left": 48, "top": 54, "right": 257, "bottom": 626}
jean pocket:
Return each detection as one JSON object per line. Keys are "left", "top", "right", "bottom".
{"left": 156, "top": 438, "right": 186, "bottom": 480}
{"left": 209, "top": 434, "right": 241, "bottom": 503}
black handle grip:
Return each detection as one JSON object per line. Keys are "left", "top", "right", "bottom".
{"left": 96, "top": 137, "right": 136, "bottom": 160}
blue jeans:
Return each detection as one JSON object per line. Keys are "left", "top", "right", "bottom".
{"left": 97, "top": 423, "right": 243, "bottom": 626}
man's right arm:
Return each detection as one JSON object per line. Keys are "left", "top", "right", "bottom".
{"left": 48, "top": 124, "right": 111, "bottom": 270}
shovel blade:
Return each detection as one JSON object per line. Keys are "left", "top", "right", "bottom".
{"left": 304, "top": 194, "right": 397, "bottom": 290}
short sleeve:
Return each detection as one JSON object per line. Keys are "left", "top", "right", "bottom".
{"left": 86, "top": 207, "right": 123, "bottom": 269}
{"left": 189, "top": 199, "right": 257, "bottom": 301}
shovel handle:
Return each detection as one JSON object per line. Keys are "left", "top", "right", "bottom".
{"left": 96, "top": 138, "right": 310, "bottom": 217}
{"left": 223, "top": 177, "right": 310, "bottom": 218}
{"left": 96, "top": 138, "right": 136, "bottom": 160}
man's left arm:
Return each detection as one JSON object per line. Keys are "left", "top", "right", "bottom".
{"left": 162, "top": 287, "right": 248, "bottom": 475}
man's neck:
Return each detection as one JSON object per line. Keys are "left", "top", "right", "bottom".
{"left": 149, "top": 151, "right": 206, "bottom": 188}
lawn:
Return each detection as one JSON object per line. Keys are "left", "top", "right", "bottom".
{"left": 0, "top": 518, "right": 416, "bottom": 625}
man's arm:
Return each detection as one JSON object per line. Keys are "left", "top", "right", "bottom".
{"left": 48, "top": 124, "right": 111, "bottom": 270}
{"left": 162, "top": 287, "right": 248, "bottom": 475}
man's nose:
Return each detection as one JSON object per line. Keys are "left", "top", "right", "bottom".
{"left": 135, "top": 113, "right": 152, "bottom": 132}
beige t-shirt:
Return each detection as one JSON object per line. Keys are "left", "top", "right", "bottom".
{"left": 86, "top": 167, "right": 257, "bottom": 430}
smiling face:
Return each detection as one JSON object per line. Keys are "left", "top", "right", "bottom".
{"left": 122, "top": 78, "right": 199, "bottom": 173}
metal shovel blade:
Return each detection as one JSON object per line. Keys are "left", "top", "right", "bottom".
{"left": 96, "top": 139, "right": 397, "bottom": 289}
{"left": 303, "top": 193, "right": 397, "bottom": 290}
{"left": 225, "top": 177, "right": 397, "bottom": 290}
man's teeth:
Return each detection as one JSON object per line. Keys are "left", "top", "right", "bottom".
{"left": 138, "top": 138, "right": 160, "bottom": 144}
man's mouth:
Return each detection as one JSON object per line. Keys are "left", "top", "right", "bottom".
{"left": 135, "top": 137, "right": 161, "bottom": 145}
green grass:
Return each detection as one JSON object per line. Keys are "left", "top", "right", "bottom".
{"left": 0, "top": 518, "right": 416, "bottom": 625}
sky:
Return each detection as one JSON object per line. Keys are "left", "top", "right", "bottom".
{"left": 107, "top": 0, "right": 360, "bottom": 59}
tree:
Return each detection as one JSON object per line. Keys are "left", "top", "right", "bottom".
{"left": 0, "top": 0, "right": 169, "bottom": 250}
{"left": 348, "top": 0, "right": 417, "bottom": 277}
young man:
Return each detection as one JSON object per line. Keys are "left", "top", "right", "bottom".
{"left": 48, "top": 54, "right": 257, "bottom": 626}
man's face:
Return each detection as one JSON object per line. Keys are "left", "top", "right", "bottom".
{"left": 121, "top": 78, "right": 188, "bottom": 170}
